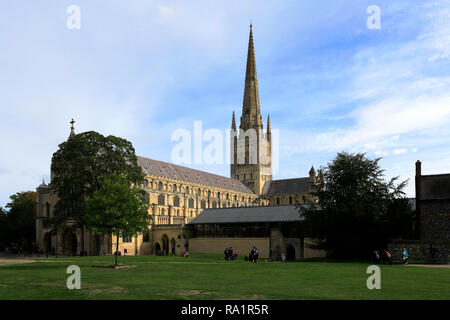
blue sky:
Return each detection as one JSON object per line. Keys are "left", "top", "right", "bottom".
{"left": 1, "top": 0, "right": 450, "bottom": 207}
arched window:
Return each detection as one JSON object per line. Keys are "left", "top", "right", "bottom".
{"left": 143, "top": 229, "right": 150, "bottom": 242}
{"left": 188, "top": 198, "right": 194, "bottom": 208}
{"left": 172, "top": 184, "right": 177, "bottom": 193}
{"left": 158, "top": 182, "right": 163, "bottom": 191}
{"left": 200, "top": 200, "right": 206, "bottom": 209}
{"left": 234, "top": 195, "right": 237, "bottom": 201}
{"left": 158, "top": 194, "right": 165, "bottom": 205}
{"left": 173, "top": 196, "right": 180, "bottom": 207}
{"left": 212, "top": 201, "right": 217, "bottom": 208}
{"left": 45, "top": 203, "right": 50, "bottom": 217}
{"left": 144, "top": 179, "right": 148, "bottom": 188}
{"left": 197, "top": 188, "right": 201, "bottom": 196}
{"left": 226, "top": 193, "right": 229, "bottom": 200}
{"left": 185, "top": 186, "right": 189, "bottom": 194}
{"left": 208, "top": 190, "right": 211, "bottom": 197}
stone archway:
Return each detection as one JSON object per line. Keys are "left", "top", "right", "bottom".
{"left": 44, "top": 232, "right": 52, "bottom": 253}
{"left": 162, "top": 234, "right": 169, "bottom": 255}
{"left": 62, "top": 228, "right": 78, "bottom": 256}
{"left": 155, "top": 243, "right": 161, "bottom": 255}
{"left": 287, "top": 245, "right": 296, "bottom": 261}
{"left": 170, "top": 238, "right": 176, "bottom": 254}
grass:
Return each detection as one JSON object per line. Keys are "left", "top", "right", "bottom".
{"left": 0, "top": 254, "right": 448, "bottom": 300}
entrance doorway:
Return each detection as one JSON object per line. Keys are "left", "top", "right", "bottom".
{"left": 287, "top": 245, "right": 296, "bottom": 261}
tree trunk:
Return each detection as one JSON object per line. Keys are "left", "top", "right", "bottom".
{"left": 115, "top": 234, "right": 119, "bottom": 266}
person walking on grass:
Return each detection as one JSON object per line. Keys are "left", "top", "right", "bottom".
{"left": 402, "top": 248, "right": 409, "bottom": 265}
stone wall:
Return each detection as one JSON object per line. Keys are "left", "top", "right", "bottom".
{"left": 189, "top": 237, "right": 270, "bottom": 258}
{"left": 388, "top": 239, "right": 450, "bottom": 263}
{"left": 420, "top": 200, "right": 450, "bottom": 241}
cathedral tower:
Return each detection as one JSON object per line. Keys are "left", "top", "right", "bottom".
{"left": 230, "top": 24, "right": 272, "bottom": 195}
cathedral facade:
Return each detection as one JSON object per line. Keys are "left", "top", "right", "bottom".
{"left": 35, "top": 25, "right": 318, "bottom": 256}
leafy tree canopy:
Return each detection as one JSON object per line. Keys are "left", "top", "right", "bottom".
{"left": 86, "top": 173, "right": 149, "bottom": 265}
{"left": 0, "top": 192, "right": 36, "bottom": 249}
{"left": 302, "top": 152, "right": 414, "bottom": 258}
{"left": 49, "top": 131, "right": 144, "bottom": 230}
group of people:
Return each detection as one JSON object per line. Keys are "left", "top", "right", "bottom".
{"left": 373, "top": 248, "right": 409, "bottom": 265}
{"left": 373, "top": 249, "right": 393, "bottom": 265}
{"left": 224, "top": 247, "right": 238, "bottom": 261}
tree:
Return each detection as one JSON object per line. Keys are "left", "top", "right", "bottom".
{"left": 86, "top": 173, "right": 149, "bottom": 266}
{"left": 301, "top": 152, "right": 412, "bottom": 258}
{"left": 0, "top": 192, "right": 36, "bottom": 252}
{"left": 49, "top": 131, "right": 144, "bottom": 253}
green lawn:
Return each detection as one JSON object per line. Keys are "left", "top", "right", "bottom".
{"left": 0, "top": 254, "right": 448, "bottom": 300}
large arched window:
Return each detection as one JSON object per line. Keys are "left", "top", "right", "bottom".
{"left": 158, "top": 194, "right": 165, "bottom": 205}
{"left": 173, "top": 196, "right": 180, "bottom": 207}
{"left": 188, "top": 198, "right": 194, "bottom": 208}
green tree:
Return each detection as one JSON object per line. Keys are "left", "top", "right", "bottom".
{"left": 49, "top": 131, "right": 144, "bottom": 253}
{"left": 1, "top": 192, "right": 36, "bottom": 251}
{"left": 86, "top": 173, "right": 149, "bottom": 266}
{"left": 301, "top": 152, "right": 412, "bottom": 258}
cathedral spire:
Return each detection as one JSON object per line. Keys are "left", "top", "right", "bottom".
{"left": 231, "top": 110, "right": 236, "bottom": 130}
{"left": 267, "top": 114, "right": 271, "bottom": 133}
{"left": 240, "top": 23, "right": 262, "bottom": 130}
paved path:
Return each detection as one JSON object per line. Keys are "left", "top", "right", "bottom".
{"left": 406, "top": 264, "right": 450, "bottom": 269}
{"left": 0, "top": 258, "right": 36, "bottom": 266}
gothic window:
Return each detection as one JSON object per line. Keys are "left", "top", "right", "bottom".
{"left": 212, "top": 201, "right": 217, "bottom": 208}
{"left": 197, "top": 188, "right": 201, "bottom": 196}
{"left": 201, "top": 200, "right": 206, "bottom": 209}
{"left": 173, "top": 196, "right": 180, "bottom": 207}
{"left": 185, "top": 186, "right": 189, "bottom": 194}
{"left": 158, "top": 182, "right": 163, "bottom": 191}
{"left": 143, "top": 229, "right": 150, "bottom": 242}
{"left": 188, "top": 198, "right": 194, "bottom": 208}
{"left": 226, "top": 193, "right": 229, "bottom": 200}
{"left": 158, "top": 194, "right": 165, "bottom": 205}
{"left": 144, "top": 179, "right": 148, "bottom": 188}
{"left": 208, "top": 190, "right": 211, "bottom": 197}
{"left": 173, "top": 184, "right": 177, "bottom": 193}
{"left": 162, "top": 208, "right": 166, "bottom": 215}
{"left": 234, "top": 195, "right": 237, "bottom": 201}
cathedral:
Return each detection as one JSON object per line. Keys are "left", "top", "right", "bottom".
{"left": 35, "top": 25, "right": 319, "bottom": 257}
